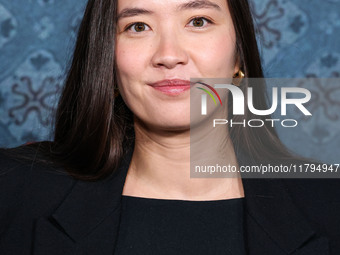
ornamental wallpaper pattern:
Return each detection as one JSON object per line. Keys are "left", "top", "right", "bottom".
{"left": 0, "top": 0, "right": 339, "bottom": 163}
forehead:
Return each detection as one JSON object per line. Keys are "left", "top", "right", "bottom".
{"left": 117, "top": 0, "right": 229, "bottom": 15}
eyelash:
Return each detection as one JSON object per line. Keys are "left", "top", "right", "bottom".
{"left": 124, "top": 16, "right": 214, "bottom": 33}
{"left": 187, "top": 16, "right": 214, "bottom": 28}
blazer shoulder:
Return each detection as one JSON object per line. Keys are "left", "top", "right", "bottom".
{"left": 283, "top": 177, "right": 340, "bottom": 202}
{"left": 0, "top": 145, "right": 38, "bottom": 212}
{"left": 0, "top": 147, "right": 29, "bottom": 226}
{"left": 0, "top": 144, "right": 76, "bottom": 233}
{"left": 0, "top": 143, "right": 74, "bottom": 186}
{"left": 282, "top": 177, "right": 340, "bottom": 251}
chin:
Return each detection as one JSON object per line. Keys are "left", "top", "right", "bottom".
{"left": 162, "top": 123, "right": 190, "bottom": 132}
{"left": 144, "top": 119, "right": 191, "bottom": 133}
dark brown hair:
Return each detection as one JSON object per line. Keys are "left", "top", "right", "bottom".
{"left": 227, "top": 0, "right": 293, "bottom": 162}
{"left": 42, "top": 0, "right": 295, "bottom": 180}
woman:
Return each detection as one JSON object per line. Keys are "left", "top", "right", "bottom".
{"left": 1, "top": 0, "right": 339, "bottom": 254}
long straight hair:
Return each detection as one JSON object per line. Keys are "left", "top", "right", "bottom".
{"left": 49, "top": 0, "right": 294, "bottom": 180}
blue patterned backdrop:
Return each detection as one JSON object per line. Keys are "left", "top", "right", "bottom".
{"left": 0, "top": 0, "right": 339, "bottom": 163}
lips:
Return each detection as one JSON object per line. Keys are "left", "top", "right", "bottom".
{"left": 150, "top": 79, "right": 191, "bottom": 87}
{"left": 149, "top": 79, "right": 191, "bottom": 96}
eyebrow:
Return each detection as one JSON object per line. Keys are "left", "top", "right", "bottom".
{"left": 117, "top": 8, "right": 153, "bottom": 20}
{"left": 117, "top": 0, "right": 221, "bottom": 20}
{"left": 177, "top": 0, "right": 221, "bottom": 11}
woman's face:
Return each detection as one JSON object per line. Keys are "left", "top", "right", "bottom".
{"left": 115, "top": 0, "right": 238, "bottom": 131}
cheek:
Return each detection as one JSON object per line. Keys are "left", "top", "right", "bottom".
{"left": 115, "top": 40, "right": 149, "bottom": 82}
{"left": 193, "top": 32, "right": 236, "bottom": 76}
{"left": 115, "top": 41, "right": 151, "bottom": 115}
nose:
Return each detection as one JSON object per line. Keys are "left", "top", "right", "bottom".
{"left": 151, "top": 33, "right": 189, "bottom": 69}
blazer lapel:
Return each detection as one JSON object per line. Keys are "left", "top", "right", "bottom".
{"left": 242, "top": 178, "right": 329, "bottom": 255}
{"left": 33, "top": 146, "right": 134, "bottom": 255}
{"left": 33, "top": 143, "right": 329, "bottom": 255}
{"left": 238, "top": 149, "right": 330, "bottom": 254}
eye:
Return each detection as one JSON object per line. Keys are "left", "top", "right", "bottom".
{"left": 188, "top": 17, "right": 213, "bottom": 28}
{"left": 125, "top": 22, "right": 151, "bottom": 33}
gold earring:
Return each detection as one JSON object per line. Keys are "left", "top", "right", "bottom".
{"left": 232, "top": 70, "right": 245, "bottom": 86}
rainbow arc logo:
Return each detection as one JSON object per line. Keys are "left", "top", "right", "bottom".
{"left": 196, "top": 82, "right": 223, "bottom": 115}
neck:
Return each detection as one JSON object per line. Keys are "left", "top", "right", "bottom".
{"left": 123, "top": 115, "right": 244, "bottom": 201}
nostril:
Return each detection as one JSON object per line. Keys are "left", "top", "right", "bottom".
{"left": 152, "top": 54, "right": 189, "bottom": 69}
{"left": 155, "top": 58, "right": 186, "bottom": 69}
{"left": 151, "top": 39, "right": 189, "bottom": 69}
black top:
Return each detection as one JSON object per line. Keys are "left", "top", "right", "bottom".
{"left": 1, "top": 145, "right": 340, "bottom": 254}
{"left": 114, "top": 195, "right": 246, "bottom": 255}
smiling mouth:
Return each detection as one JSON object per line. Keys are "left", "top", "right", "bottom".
{"left": 149, "top": 79, "right": 192, "bottom": 96}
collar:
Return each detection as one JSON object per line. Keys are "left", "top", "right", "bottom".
{"left": 50, "top": 143, "right": 320, "bottom": 254}
{"left": 51, "top": 145, "right": 133, "bottom": 241}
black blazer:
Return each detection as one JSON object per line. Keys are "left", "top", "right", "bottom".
{"left": 0, "top": 144, "right": 340, "bottom": 255}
